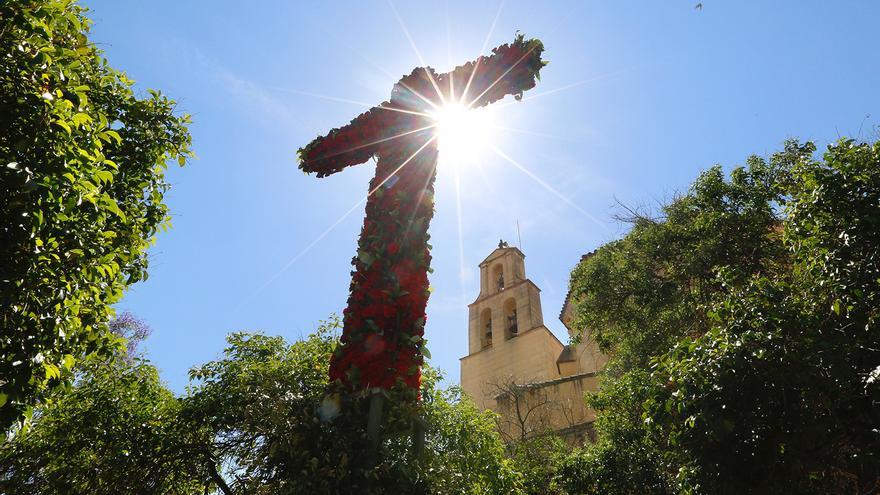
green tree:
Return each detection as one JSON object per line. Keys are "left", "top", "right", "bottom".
{"left": 567, "top": 147, "right": 795, "bottom": 373}
{"left": 183, "top": 317, "right": 523, "bottom": 495}
{"left": 0, "top": 356, "right": 208, "bottom": 494}
{"left": 507, "top": 434, "right": 569, "bottom": 495}
{"left": 645, "top": 139, "right": 880, "bottom": 494}
{"left": 0, "top": 0, "right": 192, "bottom": 429}
{"left": 560, "top": 145, "right": 801, "bottom": 493}
{"left": 1, "top": 317, "right": 522, "bottom": 494}
{"left": 557, "top": 371, "right": 669, "bottom": 495}
{"left": 562, "top": 139, "right": 880, "bottom": 494}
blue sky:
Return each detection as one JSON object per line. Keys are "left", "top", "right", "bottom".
{"left": 84, "top": 1, "right": 879, "bottom": 392}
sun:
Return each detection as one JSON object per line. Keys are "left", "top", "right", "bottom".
{"left": 430, "top": 102, "right": 497, "bottom": 165}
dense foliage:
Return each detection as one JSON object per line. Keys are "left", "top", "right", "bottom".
{"left": 508, "top": 435, "right": 569, "bottom": 495}
{"left": 185, "top": 317, "right": 522, "bottom": 494}
{"left": 0, "top": 0, "right": 192, "bottom": 429}
{"left": 562, "top": 139, "right": 880, "bottom": 494}
{"left": 0, "top": 356, "right": 207, "bottom": 495}
{"left": 1, "top": 318, "right": 524, "bottom": 495}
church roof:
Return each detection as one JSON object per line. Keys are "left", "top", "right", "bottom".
{"left": 559, "top": 250, "right": 597, "bottom": 325}
{"left": 556, "top": 344, "right": 578, "bottom": 364}
{"left": 478, "top": 245, "right": 525, "bottom": 267}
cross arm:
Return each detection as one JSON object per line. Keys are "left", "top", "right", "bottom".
{"left": 298, "top": 104, "right": 397, "bottom": 178}
{"left": 298, "top": 34, "right": 546, "bottom": 178}
{"left": 388, "top": 34, "right": 547, "bottom": 111}
{"left": 436, "top": 34, "right": 547, "bottom": 110}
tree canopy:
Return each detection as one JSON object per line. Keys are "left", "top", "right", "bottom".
{"left": 183, "top": 317, "right": 523, "bottom": 494}
{"left": 562, "top": 139, "right": 880, "bottom": 494}
{"left": 0, "top": 0, "right": 192, "bottom": 429}
{"left": 1, "top": 318, "right": 525, "bottom": 495}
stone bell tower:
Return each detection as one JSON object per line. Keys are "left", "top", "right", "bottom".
{"left": 460, "top": 241, "right": 566, "bottom": 411}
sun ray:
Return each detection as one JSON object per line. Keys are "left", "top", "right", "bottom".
{"left": 465, "top": 43, "right": 540, "bottom": 111}
{"left": 402, "top": 141, "right": 440, "bottom": 238}
{"left": 266, "top": 86, "right": 432, "bottom": 117}
{"left": 316, "top": 21, "right": 441, "bottom": 112}
{"left": 314, "top": 22, "right": 433, "bottom": 107}
{"left": 308, "top": 123, "right": 436, "bottom": 163}
{"left": 395, "top": 79, "right": 442, "bottom": 111}
{"left": 495, "top": 66, "right": 640, "bottom": 110}
{"left": 235, "top": 135, "right": 438, "bottom": 311}
{"left": 491, "top": 124, "right": 568, "bottom": 141}
{"left": 374, "top": 106, "right": 433, "bottom": 118}
{"left": 452, "top": 164, "right": 468, "bottom": 305}
{"left": 459, "top": 1, "right": 504, "bottom": 105}
{"left": 445, "top": 2, "right": 454, "bottom": 101}
{"left": 266, "top": 86, "right": 375, "bottom": 107}
{"left": 490, "top": 145, "right": 609, "bottom": 231}
{"left": 388, "top": 0, "right": 448, "bottom": 106}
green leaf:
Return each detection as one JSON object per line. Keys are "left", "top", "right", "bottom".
{"left": 71, "top": 112, "right": 92, "bottom": 127}
{"left": 357, "top": 250, "right": 375, "bottom": 266}
{"left": 44, "top": 363, "right": 61, "bottom": 381}
{"left": 95, "top": 170, "right": 114, "bottom": 184}
{"left": 103, "top": 196, "right": 127, "bottom": 222}
{"left": 54, "top": 120, "right": 72, "bottom": 134}
{"left": 100, "top": 129, "right": 122, "bottom": 144}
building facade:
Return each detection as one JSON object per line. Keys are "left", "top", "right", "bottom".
{"left": 460, "top": 243, "right": 607, "bottom": 443}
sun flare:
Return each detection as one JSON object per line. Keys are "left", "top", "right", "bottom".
{"left": 430, "top": 103, "right": 496, "bottom": 165}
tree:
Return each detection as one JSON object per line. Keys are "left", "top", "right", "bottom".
{"left": 183, "top": 317, "right": 523, "bottom": 495}
{"left": 557, "top": 371, "right": 669, "bottom": 495}
{"left": 507, "top": 435, "right": 569, "bottom": 495}
{"left": 487, "top": 376, "right": 558, "bottom": 443}
{"left": 0, "top": 0, "right": 192, "bottom": 429}
{"left": 108, "top": 311, "right": 152, "bottom": 359}
{"left": 567, "top": 147, "right": 794, "bottom": 373}
{"left": 563, "top": 139, "right": 880, "bottom": 493}
{"left": 560, "top": 145, "right": 799, "bottom": 493}
{"left": 1, "top": 317, "right": 523, "bottom": 494}
{"left": 644, "top": 139, "right": 880, "bottom": 494}
{"left": 0, "top": 356, "right": 209, "bottom": 495}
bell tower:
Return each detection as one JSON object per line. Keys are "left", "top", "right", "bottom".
{"left": 460, "top": 243, "right": 607, "bottom": 443}
{"left": 460, "top": 241, "right": 564, "bottom": 410}
{"left": 467, "top": 240, "right": 545, "bottom": 353}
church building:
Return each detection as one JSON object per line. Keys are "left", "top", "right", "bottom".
{"left": 460, "top": 242, "right": 608, "bottom": 443}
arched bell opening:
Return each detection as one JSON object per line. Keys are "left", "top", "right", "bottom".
{"left": 504, "top": 298, "right": 518, "bottom": 339}
{"left": 492, "top": 263, "right": 505, "bottom": 293}
{"left": 480, "top": 308, "right": 493, "bottom": 348}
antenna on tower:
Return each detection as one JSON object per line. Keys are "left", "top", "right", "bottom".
{"left": 516, "top": 220, "right": 523, "bottom": 250}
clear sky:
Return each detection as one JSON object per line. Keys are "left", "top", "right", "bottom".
{"left": 83, "top": 0, "right": 879, "bottom": 392}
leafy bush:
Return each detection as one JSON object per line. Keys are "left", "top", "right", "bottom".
{"left": 0, "top": 0, "right": 192, "bottom": 429}
{"left": 182, "top": 317, "right": 522, "bottom": 494}
{"left": 564, "top": 140, "right": 880, "bottom": 494}
{"left": 1, "top": 318, "right": 524, "bottom": 494}
{"left": 0, "top": 356, "right": 207, "bottom": 495}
